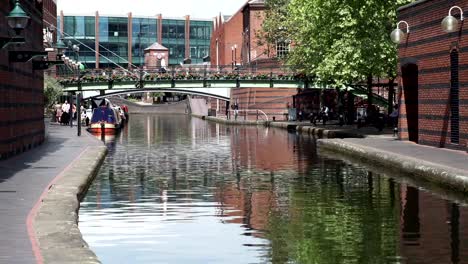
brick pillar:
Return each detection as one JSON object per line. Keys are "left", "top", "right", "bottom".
{"left": 157, "top": 14, "right": 162, "bottom": 44}
{"left": 128, "top": 12, "right": 133, "bottom": 68}
{"left": 95, "top": 11, "right": 100, "bottom": 69}
{"left": 185, "top": 15, "right": 190, "bottom": 59}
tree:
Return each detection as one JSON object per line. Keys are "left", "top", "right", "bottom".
{"left": 44, "top": 74, "right": 63, "bottom": 110}
{"left": 255, "top": 0, "right": 291, "bottom": 58}
{"left": 286, "top": 0, "right": 412, "bottom": 85}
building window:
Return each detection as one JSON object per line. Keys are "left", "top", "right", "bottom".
{"left": 276, "top": 41, "right": 290, "bottom": 58}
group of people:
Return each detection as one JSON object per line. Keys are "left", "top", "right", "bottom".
{"left": 53, "top": 101, "right": 77, "bottom": 125}
{"left": 297, "top": 106, "right": 330, "bottom": 125}
{"left": 294, "top": 104, "right": 399, "bottom": 132}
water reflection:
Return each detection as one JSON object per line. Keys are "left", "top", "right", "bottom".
{"left": 80, "top": 114, "right": 468, "bottom": 264}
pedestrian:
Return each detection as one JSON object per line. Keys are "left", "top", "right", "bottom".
{"left": 389, "top": 104, "right": 399, "bottom": 136}
{"left": 72, "top": 103, "right": 77, "bottom": 120}
{"left": 234, "top": 103, "right": 239, "bottom": 120}
{"left": 321, "top": 106, "right": 329, "bottom": 125}
{"left": 55, "top": 102, "right": 62, "bottom": 124}
{"left": 61, "top": 101, "right": 70, "bottom": 125}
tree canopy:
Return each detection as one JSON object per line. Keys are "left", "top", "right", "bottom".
{"left": 262, "top": 0, "right": 413, "bottom": 86}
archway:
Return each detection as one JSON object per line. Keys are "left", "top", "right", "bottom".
{"left": 401, "top": 63, "right": 419, "bottom": 143}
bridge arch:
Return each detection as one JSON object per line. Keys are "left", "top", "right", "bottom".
{"left": 84, "top": 87, "right": 230, "bottom": 101}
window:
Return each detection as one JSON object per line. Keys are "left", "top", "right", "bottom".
{"left": 276, "top": 41, "right": 290, "bottom": 58}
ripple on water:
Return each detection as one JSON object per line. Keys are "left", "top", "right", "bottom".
{"left": 80, "top": 115, "right": 465, "bottom": 264}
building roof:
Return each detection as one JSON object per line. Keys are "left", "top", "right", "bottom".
{"left": 145, "top": 42, "right": 168, "bottom": 51}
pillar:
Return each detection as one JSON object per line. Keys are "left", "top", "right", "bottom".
{"left": 128, "top": 12, "right": 133, "bottom": 68}
{"left": 95, "top": 11, "right": 100, "bottom": 69}
{"left": 185, "top": 15, "right": 190, "bottom": 59}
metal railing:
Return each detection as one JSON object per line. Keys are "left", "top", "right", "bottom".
{"left": 224, "top": 109, "right": 269, "bottom": 121}
{"left": 55, "top": 65, "right": 309, "bottom": 84}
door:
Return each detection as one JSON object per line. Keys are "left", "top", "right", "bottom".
{"left": 401, "top": 63, "right": 419, "bottom": 143}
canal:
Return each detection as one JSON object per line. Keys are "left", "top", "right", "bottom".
{"left": 80, "top": 114, "right": 466, "bottom": 264}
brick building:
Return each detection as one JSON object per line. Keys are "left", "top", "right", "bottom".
{"left": 0, "top": 0, "right": 55, "bottom": 159}
{"left": 397, "top": 0, "right": 467, "bottom": 151}
{"left": 210, "top": 0, "right": 297, "bottom": 120}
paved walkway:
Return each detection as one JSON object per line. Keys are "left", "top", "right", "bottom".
{"left": 0, "top": 123, "right": 102, "bottom": 264}
{"left": 337, "top": 136, "right": 468, "bottom": 173}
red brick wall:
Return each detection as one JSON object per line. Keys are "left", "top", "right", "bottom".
{"left": 249, "top": 8, "right": 272, "bottom": 61}
{"left": 0, "top": 0, "right": 49, "bottom": 159}
{"left": 231, "top": 87, "right": 295, "bottom": 121}
{"left": 210, "top": 12, "right": 243, "bottom": 66}
{"left": 397, "top": 0, "right": 468, "bottom": 151}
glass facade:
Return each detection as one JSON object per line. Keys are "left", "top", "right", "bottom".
{"left": 162, "top": 19, "right": 186, "bottom": 65}
{"left": 189, "top": 21, "right": 212, "bottom": 64}
{"left": 61, "top": 15, "right": 211, "bottom": 68}
{"left": 132, "top": 18, "right": 158, "bottom": 66}
{"left": 99, "top": 16, "right": 128, "bottom": 68}
{"left": 61, "top": 16, "right": 96, "bottom": 68}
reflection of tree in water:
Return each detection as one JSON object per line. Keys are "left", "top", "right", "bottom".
{"left": 263, "top": 159, "right": 399, "bottom": 264}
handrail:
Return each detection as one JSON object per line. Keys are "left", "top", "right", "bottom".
{"left": 228, "top": 109, "right": 269, "bottom": 121}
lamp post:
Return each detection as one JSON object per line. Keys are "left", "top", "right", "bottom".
{"left": 0, "top": 0, "right": 30, "bottom": 49}
{"left": 441, "top": 6, "right": 464, "bottom": 33}
{"left": 390, "top": 21, "right": 410, "bottom": 44}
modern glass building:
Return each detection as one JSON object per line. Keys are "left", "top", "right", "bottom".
{"left": 58, "top": 12, "right": 212, "bottom": 68}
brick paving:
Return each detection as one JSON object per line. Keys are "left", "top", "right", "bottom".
{"left": 0, "top": 124, "right": 101, "bottom": 264}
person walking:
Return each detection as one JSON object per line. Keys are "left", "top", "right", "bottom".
{"left": 234, "top": 103, "right": 239, "bottom": 120}
{"left": 321, "top": 106, "right": 329, "bottom": 125}
{"left": 389, "top": 104, "right": 399, "bottom": 136}
{"left": 55, "top": 102, "right": 62, "bottom": 124}
{"left": 61, "top": 101, "right": 70, "bottom": 125}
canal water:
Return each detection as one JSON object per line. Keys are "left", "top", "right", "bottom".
{"left": 80, "top": 114, "right": 466, "bottom": 264}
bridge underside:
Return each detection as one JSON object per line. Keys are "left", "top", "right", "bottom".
{"left": 84, "top": 87, "right": 230, "bottom": 101}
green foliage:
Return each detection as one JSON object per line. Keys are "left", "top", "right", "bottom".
{"left": 44, "top": 74, "right": 63, "bottom": 110}
{"left": 262, "top": 0, "right": 413, "bottom": 85}
{"left": 256, "top": 0, "right": 291, "bottom": 58}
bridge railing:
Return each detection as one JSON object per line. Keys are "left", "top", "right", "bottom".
{"left": 55, "top": 65, "right": 308, "bottom": 84}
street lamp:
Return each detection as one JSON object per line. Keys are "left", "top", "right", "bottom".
{"left": 390, "top": 21, "right": 410, "bottom": 44}
{"left": 441, "top": 6, "right": 464, "bottom": 33}
{"left": 7, "top": 0, "right": 30, "bottom": 35}
{"left": 1, "top": 0, "right": 30, "bottom": 49}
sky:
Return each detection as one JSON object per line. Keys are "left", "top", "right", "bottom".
{"left": 57, "top": 0, "right": 247, "bottom": 19}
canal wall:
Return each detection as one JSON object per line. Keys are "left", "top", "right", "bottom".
{"left": 192, "top": 115, "right": 363, "bottom": 138}
{"left": 188, "top": 97, "right": 209, "bottom": 116}
{"left": 33, "top": 144, "right": 107, "bottom": 263}
{"left": 318, "top": 139, "right": 468, "bottom": 193}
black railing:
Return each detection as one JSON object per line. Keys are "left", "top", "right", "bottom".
{"left": 55, "top": 65, "right": 309, "bottom": 85}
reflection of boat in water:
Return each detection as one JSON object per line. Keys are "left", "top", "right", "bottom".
{"left": 88, "top": 100, "right": 124, "bottom": 134}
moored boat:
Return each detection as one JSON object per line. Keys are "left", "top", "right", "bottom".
{"left": 88, "top": 105, "right": 123, "bottom": 134}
